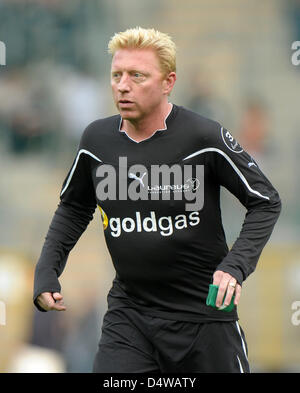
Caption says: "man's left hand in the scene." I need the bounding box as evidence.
[213,270,241,308]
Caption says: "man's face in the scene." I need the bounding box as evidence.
[111,48,172,121]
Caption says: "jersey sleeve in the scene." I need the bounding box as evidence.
[33,130,97,311]
[208,125,281,285]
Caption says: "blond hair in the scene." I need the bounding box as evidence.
[108,27,176,76]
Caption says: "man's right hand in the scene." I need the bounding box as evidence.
[36,292,66,312]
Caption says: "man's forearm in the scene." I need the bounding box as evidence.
[216,201,282,284]
[33,200,96,311]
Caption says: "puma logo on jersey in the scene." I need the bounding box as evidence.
[129,172,147,187]
[248,157,257,168]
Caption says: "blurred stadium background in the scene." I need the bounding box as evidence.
[0,0,300,373]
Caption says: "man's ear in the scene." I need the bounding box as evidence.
[163,72,176,95]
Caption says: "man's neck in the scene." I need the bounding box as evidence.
[120,102,173,142]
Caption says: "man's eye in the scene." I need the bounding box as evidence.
[133,73,143,78]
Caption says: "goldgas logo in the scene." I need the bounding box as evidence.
[98,209,201,238]
[221,127,243,154]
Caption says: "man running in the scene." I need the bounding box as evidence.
[33,27,281,373]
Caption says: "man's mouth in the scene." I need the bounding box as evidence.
[119,100,134,104]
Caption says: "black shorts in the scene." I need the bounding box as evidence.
[93,306,250,373]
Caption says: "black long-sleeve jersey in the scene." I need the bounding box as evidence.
[33,104,281,322]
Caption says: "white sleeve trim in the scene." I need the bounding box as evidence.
[60,149,102,197]
[182,147,270,201]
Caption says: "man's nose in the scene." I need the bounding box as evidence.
[118,74,131,92]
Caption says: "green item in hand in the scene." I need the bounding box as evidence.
[206,284,235,312]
